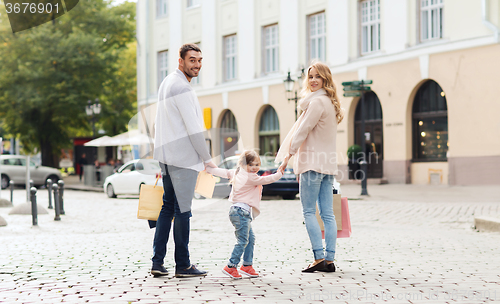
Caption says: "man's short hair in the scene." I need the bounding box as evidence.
[179,43,201,60]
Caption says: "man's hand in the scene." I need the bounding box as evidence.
[204,161,217,170]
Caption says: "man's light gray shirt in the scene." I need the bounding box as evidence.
[153,69,211,171]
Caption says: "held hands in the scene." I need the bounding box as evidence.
[204,161,217,170]
[278,153,292,175]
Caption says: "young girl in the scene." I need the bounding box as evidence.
[206,150,283,279]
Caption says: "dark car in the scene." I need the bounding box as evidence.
[210,155,299,200]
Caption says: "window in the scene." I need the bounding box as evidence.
[259,106,280,156]
[420,0,443,42]
[157,50,168,87]
[220,110,239,158]
[157,0,168,18]
[361,0,380,54]
[412,80,448,161]
[187,0,200,8]
[308,12,326,62]
[263,24,279,73]
[224,35,237,81]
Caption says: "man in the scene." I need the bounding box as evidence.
[78,153,87,181]
[152,43,216,278]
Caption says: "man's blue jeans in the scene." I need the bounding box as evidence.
[300,170,337,261]
[228,206,255,267]
[152,165,195,269]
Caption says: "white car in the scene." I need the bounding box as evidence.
[1,155,62,189]
[103,159,162,198]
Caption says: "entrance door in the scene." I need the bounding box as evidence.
[354,91,383,178]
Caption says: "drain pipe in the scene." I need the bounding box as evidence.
[482,0,499,42]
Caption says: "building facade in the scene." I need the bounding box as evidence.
[136,0,500,185]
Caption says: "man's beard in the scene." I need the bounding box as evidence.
[184,67,199,78]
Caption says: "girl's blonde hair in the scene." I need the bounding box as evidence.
[231,150,260,184]
[300,61,344,124]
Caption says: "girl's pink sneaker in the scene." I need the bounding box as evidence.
[240,265,259,277]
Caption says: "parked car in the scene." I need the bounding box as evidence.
[103,159,161,198]
[211,155,299,200]
[0,155,62,189]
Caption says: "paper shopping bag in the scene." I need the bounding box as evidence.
[316,193,342,231]
[137,177,164,221]
[195,170,216,198]
[316,196,351,238]
[336,197,352,238]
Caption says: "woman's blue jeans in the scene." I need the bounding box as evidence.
[228,206,255,267]
[300,170,337,261]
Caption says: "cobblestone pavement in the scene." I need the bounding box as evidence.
[1,185,499,303]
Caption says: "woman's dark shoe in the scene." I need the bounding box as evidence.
[318,262,336,272]
[302,260,326,273]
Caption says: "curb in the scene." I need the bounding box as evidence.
[474,216,500,233]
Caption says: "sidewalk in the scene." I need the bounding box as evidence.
[1,184,499,303]
[63,174,104,192]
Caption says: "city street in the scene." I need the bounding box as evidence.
[1,184,499,303]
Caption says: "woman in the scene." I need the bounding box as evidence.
[277,61,344,272]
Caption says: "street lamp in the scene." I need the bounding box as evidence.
[86,98,101,138]
[283,69,304,121]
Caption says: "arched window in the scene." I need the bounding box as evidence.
[220,110,239,158]
[354,91,383,178]
[412,80,448,161]
[259,106,280,156]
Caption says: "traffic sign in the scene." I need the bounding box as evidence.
[343,91,361,97]
[342,80,373,86]
[343,86,371,91]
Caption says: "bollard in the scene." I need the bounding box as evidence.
[30,187,38,226]
[58,180,65,215]
[53,183,61,221]
[30,179,34,189]
[47,179,53,209]
[360,160,369,196]
[10,180,14,204]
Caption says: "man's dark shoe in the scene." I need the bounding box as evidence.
[318,262,336,272]
[151,264,169,277]
[302,260,327,273]
[175,264,208,278]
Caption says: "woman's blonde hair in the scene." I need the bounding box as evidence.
[300,61,344,124]
[231,150,261,184]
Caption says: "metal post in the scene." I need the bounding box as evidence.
[30,187,38,226]
[26,156,30,203]
[360,80,369,196]
[47,179,53,209]
[58,180,65,215]
[10,180,14,204]
[30,179,34,189]
[53,184,60,221]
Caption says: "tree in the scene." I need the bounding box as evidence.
[0,0,136,167]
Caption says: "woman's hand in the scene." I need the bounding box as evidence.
[278,154,291,174]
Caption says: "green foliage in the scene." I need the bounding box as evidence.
[0,0,136,166]
[347,144,362,161]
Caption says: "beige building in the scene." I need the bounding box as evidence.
[136,0,500,185]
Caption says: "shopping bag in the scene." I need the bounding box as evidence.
[316,196,351,238]
[137,176,164,221]
[195,170,216,198]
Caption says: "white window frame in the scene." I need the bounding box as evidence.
[157,50,168,88]
[224,35,237,81]
[187,0,200,9]
[157,0,168,18]
[361,0,380,54]
[308,12,326,63]
[263,24,279,74]
[420,0,443,42]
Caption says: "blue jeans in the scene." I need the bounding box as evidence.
[300,170,337,261]
[228,206,255,267]
[152,165,196,269]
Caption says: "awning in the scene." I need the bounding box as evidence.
[83,136,113,147]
